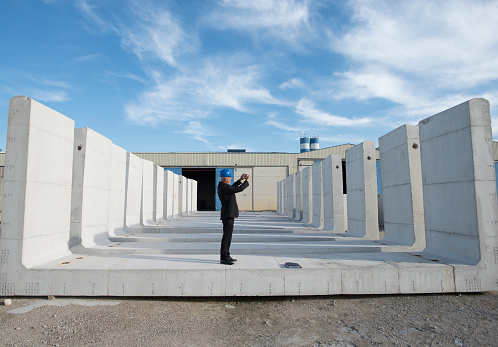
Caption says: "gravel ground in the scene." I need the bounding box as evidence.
[1,292,497,346]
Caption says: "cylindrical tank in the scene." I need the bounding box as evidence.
[300,135,310,153]
[310,135,319,151]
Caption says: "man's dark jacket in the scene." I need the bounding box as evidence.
[217,179,249,220]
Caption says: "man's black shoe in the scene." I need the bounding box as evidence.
[220,259,234,265]
[229,257,237,262]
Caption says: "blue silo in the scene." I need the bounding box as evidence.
[300,134,310,153]
[310,135,319,151]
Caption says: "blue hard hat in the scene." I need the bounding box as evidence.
[220,169,232,177]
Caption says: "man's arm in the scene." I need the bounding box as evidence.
[219,180,249,195]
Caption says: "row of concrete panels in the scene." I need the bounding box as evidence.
[1,96,497,296]
[1,96,198,269]
[277,98,498,290]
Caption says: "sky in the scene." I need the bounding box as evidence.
[1,0,497,153]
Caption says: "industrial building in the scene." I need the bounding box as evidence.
[132,141,353,212]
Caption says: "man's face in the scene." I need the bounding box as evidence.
[222,176,232,184]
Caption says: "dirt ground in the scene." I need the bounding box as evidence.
[1,292,497,346]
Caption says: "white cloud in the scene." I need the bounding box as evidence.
[338,0,498,83]
[208,0,312,47]
[331,0,498,118]
[296,99,372,127]
[280,78,305,90]
[263,112,301,132]
[334,68,419,105]
[42,80,70,88]
[119,2,191,67]
[75,0,114,32]
[196,58,280,111]
[74,53,102,63]
[125,55,281,125]
[31,90,69,102]
[175,121,216,145]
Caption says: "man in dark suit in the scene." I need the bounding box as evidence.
[217,169,250,265]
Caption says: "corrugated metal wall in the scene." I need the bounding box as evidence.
[133,144,355,175]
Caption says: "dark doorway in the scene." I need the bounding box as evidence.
[182,168,216,211]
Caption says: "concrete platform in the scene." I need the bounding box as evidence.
[1,96,497,297]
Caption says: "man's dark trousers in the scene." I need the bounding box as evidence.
[217,179,249,261]
[221,217,235,260]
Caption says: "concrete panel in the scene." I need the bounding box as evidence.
[419,98,498,263]
[1,96,74,268]
[186,178,193,215]
[284,174,295,218]
[70,127,112,249]
[178,175,187,216]
[345,141,379,239]
[301,167,313,224]
[293,171,302,221]
[282,177,289,216]
[108,144,127,236]
[310,160,324,229]
[163,170,174,220]
[0,166,4,223]
[192,180,198,213]
[172,173,180,218]
[125,153,143,228]
[379,125,425,249]
[322,155,345,232]
[153,166,164,222]
[276,180,283,214]
[142,160,155,225]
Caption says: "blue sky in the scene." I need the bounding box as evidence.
[1,0,497,153]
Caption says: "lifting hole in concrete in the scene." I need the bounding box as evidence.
[336,165,339,169]
[367,156,371,160]
[77,145,82,151]
[412,143,419,149]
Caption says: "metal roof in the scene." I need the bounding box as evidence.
[133,144,355,174]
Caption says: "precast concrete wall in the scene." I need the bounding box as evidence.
[301,166,313,224]
[276,180,283,214]
[1,96,74,271]
[322,155,345,232]
[163,170,174,219]
[379,125,425,249]
[284,174,295,218]
[192,180,198,212]
[293,170,302,221]
[419,98,498,265]
[153,166,164,222]
[281,176,288,216]
[108,144,127,236]
[70,127,112,249]
[0,166,4,222]
[310,160,324,229]
[186,178,193,215]
[178,175,187,217]
[172,173,180,218]
[125,153,144,228]
[345,141,380,239]
[141,160,155,225]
